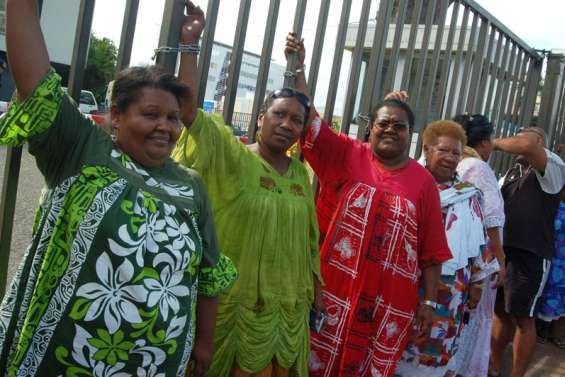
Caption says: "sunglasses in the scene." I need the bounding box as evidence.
[373,119,410,132]
[268,88,311,113]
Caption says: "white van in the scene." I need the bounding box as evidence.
[62,88,99,114]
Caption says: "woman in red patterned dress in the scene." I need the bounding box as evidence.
[285,35,452,377]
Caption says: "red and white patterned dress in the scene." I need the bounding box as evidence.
[301,114,452,377]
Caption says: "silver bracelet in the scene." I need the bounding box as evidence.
[295,64,306,73]
[284,70,297,79]
[421,300,438,309]
[178,42,200,55]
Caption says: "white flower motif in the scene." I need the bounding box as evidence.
[165,315,187,341]
[145,265,189,320]
[165,215,196,252]
[93,362,130,377]
[130,339,167,367]
[137,365,165,377]
[139,213,168,254]
[76,252,148,334]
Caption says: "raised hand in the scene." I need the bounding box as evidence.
[284,32,305,68]
[181,1,206,44]
[384,90,409,102]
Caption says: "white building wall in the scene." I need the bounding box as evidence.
[0,0,79,65]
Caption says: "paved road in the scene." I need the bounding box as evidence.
[0,145,43,284]
[1,144,564,375]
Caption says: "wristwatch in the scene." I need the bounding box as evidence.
[421,300,438,309]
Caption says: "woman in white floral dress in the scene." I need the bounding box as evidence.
[0,1,236,376]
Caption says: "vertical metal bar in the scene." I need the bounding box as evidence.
[484,29,504,116]
[247,0,281,142]
[196,0,220,107]
[494,43,518,137]
[308,0,331,97]
[417,0,448,126]
[0,0,45,299]
[489,36,511,128]
[538,53,565,135]
[115,0,139,72]
[341,0,372,134]
[357,0,394,139]
[466,17,489,113]
[410,0,436,122]
[222,0,252,125]
[367,0,394,108]
[455,11,478,114]
[473,23,495,113]
[520,57,542,128]
[323,0,353,123]
[400,0,424,91]
[155,0,185,74]
[495,51,525,172]
[443,5,470,117]
[284,0,308,88]
[411,0,437,109]
[384,0,409,93]
[434,0,460,118]
[68,0,96,102]
[415,0,449,158]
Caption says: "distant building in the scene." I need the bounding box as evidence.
[205,41,285,114]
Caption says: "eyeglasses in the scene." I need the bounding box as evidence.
[373,119,410,132]
[268,88,311,113]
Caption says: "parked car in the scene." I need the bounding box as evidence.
[0,100,9,114]
[62,88,99,114]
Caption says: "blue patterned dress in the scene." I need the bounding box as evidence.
[538,203,565,321]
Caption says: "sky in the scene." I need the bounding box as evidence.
[91,0,565,113]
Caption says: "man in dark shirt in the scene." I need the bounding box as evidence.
[489,127,565,377]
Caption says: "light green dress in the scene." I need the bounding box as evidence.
[173,110,321,376]
[0,71,237,376]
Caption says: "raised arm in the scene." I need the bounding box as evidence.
[493,131,547,173]
[284,33,316,121]
[178,1,205,126]
[6,0,51,101]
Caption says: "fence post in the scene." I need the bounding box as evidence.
[115,0,139,72]
[538,53,565,146]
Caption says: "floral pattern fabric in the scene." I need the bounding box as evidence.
[0,70,236,377]
[395,180,487,377]
[539,203,565,321]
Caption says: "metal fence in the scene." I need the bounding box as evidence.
[539,52,565,154]
[0,0,555,296]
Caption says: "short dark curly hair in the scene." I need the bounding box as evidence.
[452,114,494,148]
[111,65,191,113]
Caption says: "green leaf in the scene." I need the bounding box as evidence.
[69,298,91,320]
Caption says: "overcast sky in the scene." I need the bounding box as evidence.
[91,0,565,113]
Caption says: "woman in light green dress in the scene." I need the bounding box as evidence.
[172,8,323,377]
[0,2,236,376]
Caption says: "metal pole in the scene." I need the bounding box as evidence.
[473,23,495,113]
[323,0,353,123]
[308,0,331,97]
[196,0,220,107]
[434,0,460,119]
[443,6,470,117]
[68,0,96,102]
[484,29,504,116]
[341,0,372,134]
[115,0,139,72]
[155,0,185,74]
[222,0,252,125]
[519,57,543,128]
[466,17,489,113]
[400,0,424,92]
[455,11,479,115]
[383,0,409,93]
[247,0,281,142]
[284,0,308,88]
[357,0,394,140]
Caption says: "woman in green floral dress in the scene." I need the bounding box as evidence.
[0,1,236,376]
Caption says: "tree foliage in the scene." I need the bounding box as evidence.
[84,34,117,104]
